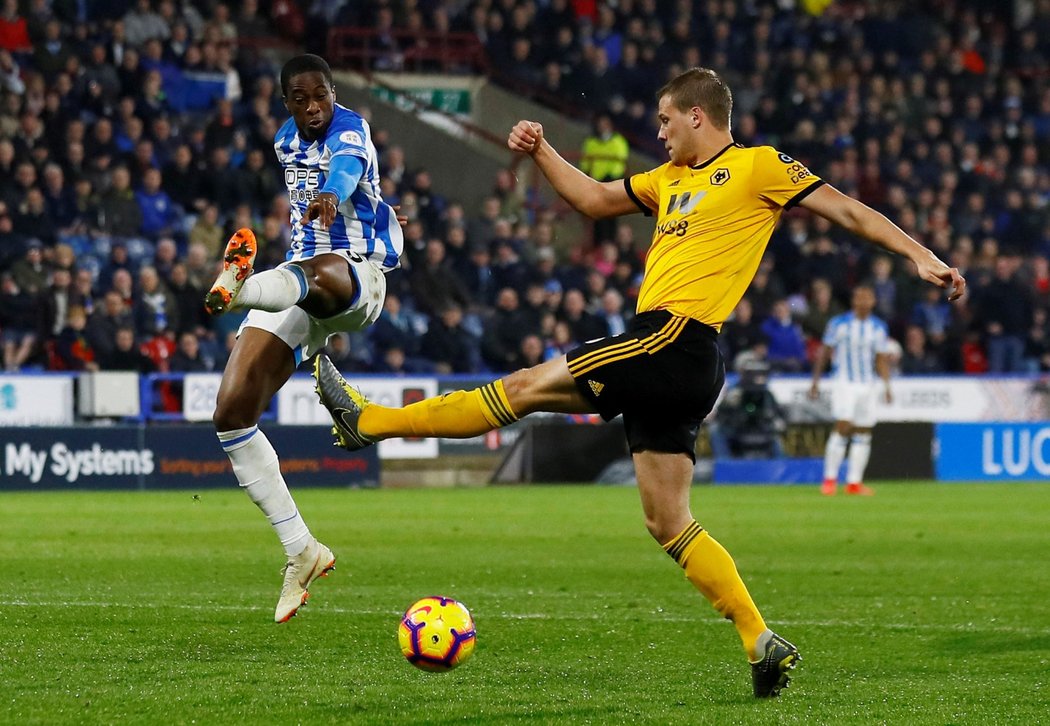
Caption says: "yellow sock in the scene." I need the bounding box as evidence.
[663,520,768,659]
[359,380,518,439]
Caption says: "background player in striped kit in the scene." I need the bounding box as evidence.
[205,55,404,622]
[810,284,892,496]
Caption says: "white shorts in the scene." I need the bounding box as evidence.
[831,381,880,428]
[239,251,387,364]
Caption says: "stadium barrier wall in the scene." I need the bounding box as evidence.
[4,372,1049,485]
[0,424,379,491]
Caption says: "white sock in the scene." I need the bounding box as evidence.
[823,431,848,481]
[847,432,872,484]
[236,266,308,312]
[218,426,312,557]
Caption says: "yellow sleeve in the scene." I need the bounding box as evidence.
[751,146,825,209]
[625,165,665,217]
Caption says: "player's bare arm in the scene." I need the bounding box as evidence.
[799,184,967,301]
[508,120,639,219]
[875,352,893,404]
[809,344,829,399]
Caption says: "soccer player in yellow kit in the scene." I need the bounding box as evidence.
[313,68,966,697]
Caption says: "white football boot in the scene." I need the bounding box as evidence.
[274,538,336,623]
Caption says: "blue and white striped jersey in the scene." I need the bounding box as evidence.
[274,103,404,270]
[822,312,891,382]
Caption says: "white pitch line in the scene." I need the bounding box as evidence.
[1,599,1047,637]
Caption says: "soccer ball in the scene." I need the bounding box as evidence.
[398,596,476,672]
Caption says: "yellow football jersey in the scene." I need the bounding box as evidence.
[626,143,824,330]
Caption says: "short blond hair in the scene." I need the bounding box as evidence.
[657,67,733,131]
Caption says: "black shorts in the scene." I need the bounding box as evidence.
[566,310,725,461]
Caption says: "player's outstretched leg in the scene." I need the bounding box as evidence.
[313,352,377,451]
[750,631,801,698]
[312,352,520,447]
[205,228,258,315]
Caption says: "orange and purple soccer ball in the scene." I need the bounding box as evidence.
[398,596,476,672]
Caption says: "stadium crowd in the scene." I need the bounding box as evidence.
[1,0,1048,387]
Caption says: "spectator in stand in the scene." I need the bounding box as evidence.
[482,287,530,372]
[200,146,239,213]
[233,148,280,215]
[977,256,1032,372]
[518,281,551,334]
[0,271,38,370]
[598,288,628,337]
[13,189,57,247]
[746,262,784,321]
[720,297,763,365]
[101,325,156,373]
[0,0,32,54]
[98,242,135,293]
[409,169,447,234]
[86,289,134,361]
[516,333,545,370]
[370,293,421,360]
[868,255,898,324]
[910,286,952,351]
[544,319,575,361]
[1024,308,1050,373]
[133,265,180,338]
[580,113,629,245]
[800,278,843,344]
[170,330,212,372]
[136,167,182,241]
[140,320,176,373]
[168,261,206,335]
[322,332,365,373]
[163,144,206,214]
[53,305,98,371]
[123,0,170,48]
[420,303,476,374]
[70,269,96,315]
[466,196,501,251]
[559,287,605,344]
[374,346,424,375]
[153,237,178,283]
[410,238,472,316]
[189,203,224,258]
[99,166,143,238]
[490,237,530,295]
[899,325,944,375]
[39,266,72,338]
[761,299,807,373]
[33,19,74,82]
[41,163,77,232]
[183,241,214,291]
[9,239,48,295]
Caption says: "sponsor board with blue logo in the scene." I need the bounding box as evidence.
[935,423,1050,481]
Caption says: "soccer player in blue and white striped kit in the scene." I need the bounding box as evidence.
[809,284,892,496]
[204,55,404,622]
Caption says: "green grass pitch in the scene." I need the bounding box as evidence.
[1,482,1048,724]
